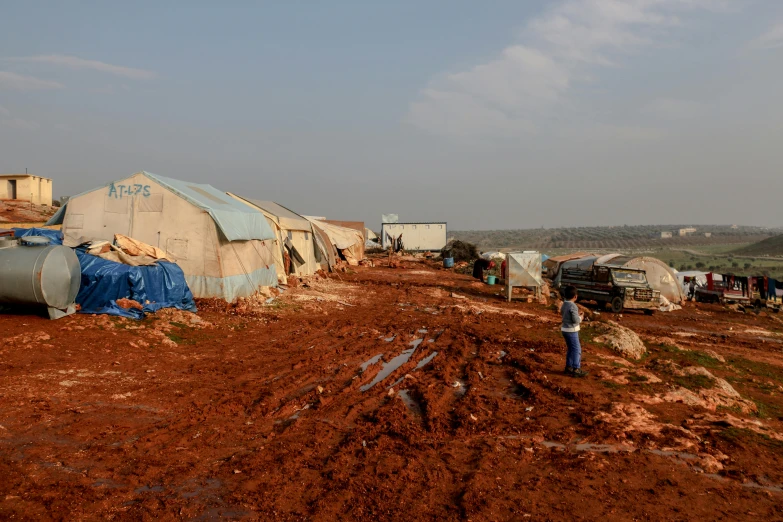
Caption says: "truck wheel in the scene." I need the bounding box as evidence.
[644,309,655,316]
[610,297,624,313]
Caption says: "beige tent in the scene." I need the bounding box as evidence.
[47,171,278,301]
[543,252,593,276]
[227,195,322,283]
[306,218,365,265]
[596,254,685,304]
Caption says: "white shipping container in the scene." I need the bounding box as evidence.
[381,222,447,251]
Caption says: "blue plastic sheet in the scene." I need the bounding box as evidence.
[12,227,64,245]
[12,228,196,319]
[75,248,197,319]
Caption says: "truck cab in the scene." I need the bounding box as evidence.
[555,257,661,313]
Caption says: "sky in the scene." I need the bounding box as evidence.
[1,0,783,231]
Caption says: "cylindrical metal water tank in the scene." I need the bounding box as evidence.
[0,236,81,314]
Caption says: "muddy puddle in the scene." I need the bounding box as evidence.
[361,339,423,391]
[360,353,383,371]
[415,351,438,369]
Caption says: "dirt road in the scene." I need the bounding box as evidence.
[1,258,783,520]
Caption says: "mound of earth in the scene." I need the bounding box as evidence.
[0,199,57,223]
[592,320,646,359]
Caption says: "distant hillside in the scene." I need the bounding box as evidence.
[451,225,781,251]
[733,235,783,256]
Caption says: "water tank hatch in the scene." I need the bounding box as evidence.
[20,236,51,247]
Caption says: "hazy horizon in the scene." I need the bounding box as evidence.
[2,1,783,230]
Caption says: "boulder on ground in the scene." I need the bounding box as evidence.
[593,321,646,359]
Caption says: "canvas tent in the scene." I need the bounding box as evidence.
[543,252,593,276]
[306,218,365,265]
[227,194,323,283]
[47,171,278,301]
[595,254,685,304]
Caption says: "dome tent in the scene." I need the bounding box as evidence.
[595,254,684,304]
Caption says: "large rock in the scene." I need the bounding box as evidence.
[593,321,646,360]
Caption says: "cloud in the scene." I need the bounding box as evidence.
[641,98,700,119]
[8,54,155,80]
[406,0,731,137]
[0,117,40,131]
[0,71,64,91]
[749,21,783,50]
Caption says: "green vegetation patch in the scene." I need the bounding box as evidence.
[716,427,783,450]
[728,357,783,384]
[673,373,715,391]
[651,343,721,369]
[166,332,184,344]
[169,321,190,330]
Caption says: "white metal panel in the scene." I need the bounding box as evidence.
[506,252,543,301]
[381,223,446,250]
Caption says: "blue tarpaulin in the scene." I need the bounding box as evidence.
[12,227,64,245]
[75,248,197,319]
[13,228,196,319]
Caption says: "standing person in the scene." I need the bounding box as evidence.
[688,278,696,301]
[561,285,587,377]
[472,258,494,282]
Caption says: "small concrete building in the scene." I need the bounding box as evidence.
[678,227,697,236]
[660,231,673,239]
[0,174,53,205]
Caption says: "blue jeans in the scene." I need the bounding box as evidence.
[563,331,581,369]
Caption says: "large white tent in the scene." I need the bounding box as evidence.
[227,194,323,283]
[47,171,278,301]
[595,254,685,304]
[306,218,365,265]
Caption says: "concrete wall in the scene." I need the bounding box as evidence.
[381,223,447,251]
[0,175,53,205]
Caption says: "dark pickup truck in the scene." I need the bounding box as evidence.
[554,256,661,313]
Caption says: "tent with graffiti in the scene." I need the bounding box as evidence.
[47,171,279,301]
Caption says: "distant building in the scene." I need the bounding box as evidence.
[704,232,712,238]
[660,231,673,239]
[730,225,738,229]
[678,227,697,236]
[0,174,53,205]
[382,222,447,251]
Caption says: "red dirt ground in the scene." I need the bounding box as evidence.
[1,258,783,520]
